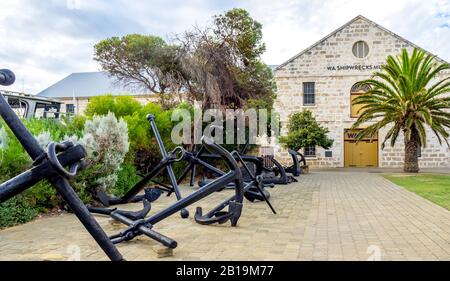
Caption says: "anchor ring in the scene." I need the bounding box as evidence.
[47,141,80,180]
[171,146,186,162]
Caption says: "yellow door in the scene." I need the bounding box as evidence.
[344,140,378,167]
[363,141,378,167]
[344,141,353,167]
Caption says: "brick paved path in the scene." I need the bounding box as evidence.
[0,171,449,261]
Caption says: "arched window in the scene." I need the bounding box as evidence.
[350,82,370,118]
[350,83,371,93]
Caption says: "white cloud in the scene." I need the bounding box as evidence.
[240,0,450,64]
[0,0,449,94]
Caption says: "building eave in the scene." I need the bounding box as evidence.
[275,15,448,71]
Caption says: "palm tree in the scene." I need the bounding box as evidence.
[352,48,450,173]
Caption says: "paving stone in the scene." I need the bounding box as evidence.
[0,171,449,261]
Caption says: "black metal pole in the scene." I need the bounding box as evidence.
[176,146,207,186]
[0,95,43,160]
[147,114,189,218]
[0,145,85,202]
[109,212,177,248]
[49,176,124,261]
[189,165,196,187]
[120,156,171,202]
[1,89,124,261]
[144,172,236,225]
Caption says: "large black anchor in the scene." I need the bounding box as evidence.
[194,142,277,226]
[0,69,124,261]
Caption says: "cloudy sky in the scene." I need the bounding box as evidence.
[1,0,449,94]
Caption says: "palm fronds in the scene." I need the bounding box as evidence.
[351,48,450,148]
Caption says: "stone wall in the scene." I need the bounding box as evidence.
[274,16,450,168]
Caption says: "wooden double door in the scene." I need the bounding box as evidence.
[344,129,378,167]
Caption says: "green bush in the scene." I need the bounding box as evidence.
[0,117,85,178]
[0,137,31,182]
[0,196,39,229]
[27,181,59,212]
[0,96,195,229]
[0,114,127,226]
[0,118,81,226]
[279,110,334,151]
[85,95,142,118]
[63,115,87,137]
[85,95,193,176]
[112,162,142,197]
[70,113,130,195]
[25,118,67,141]
[0,123,41,228]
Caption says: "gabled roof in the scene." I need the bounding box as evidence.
[275,15,448,71]
[36,71,148,98]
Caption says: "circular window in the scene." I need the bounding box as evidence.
[352,41,369,58]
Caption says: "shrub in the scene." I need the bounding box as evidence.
[0,113,129,227]
[63,115,87,137]
[72,112,130,194]
[26,118,70,141]
[0,196,39,229]
[85,95,142,118]
[27,181,59,212]
[279,110,334,151]
[112,162,142,197]
[0,123,40,228]
[0,131,31,182]
[125,102,193,176]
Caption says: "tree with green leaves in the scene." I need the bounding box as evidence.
[94,34,184,108]
[352,48,450,173]
[93,9,276,111]
[280,110,334,151]
[178,8,276,109]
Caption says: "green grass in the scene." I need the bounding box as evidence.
[384,174,450,211]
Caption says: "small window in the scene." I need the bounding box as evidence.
[303,82,315,106]
[304,145,316,157]
[43,104,61,119]
[417,146,421,158]
[352,41,369,58]
[66,104,75,114]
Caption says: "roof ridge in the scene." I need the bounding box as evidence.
[275,15,448,71]
[70,71,106,75]
[275,15,363,70]
[35,71,149,97]
[35,73,73,95]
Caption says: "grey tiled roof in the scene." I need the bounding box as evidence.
[36,71,148,98]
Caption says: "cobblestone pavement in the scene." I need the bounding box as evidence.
[0,171,449,261]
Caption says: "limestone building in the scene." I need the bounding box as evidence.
[274,15,450,168]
